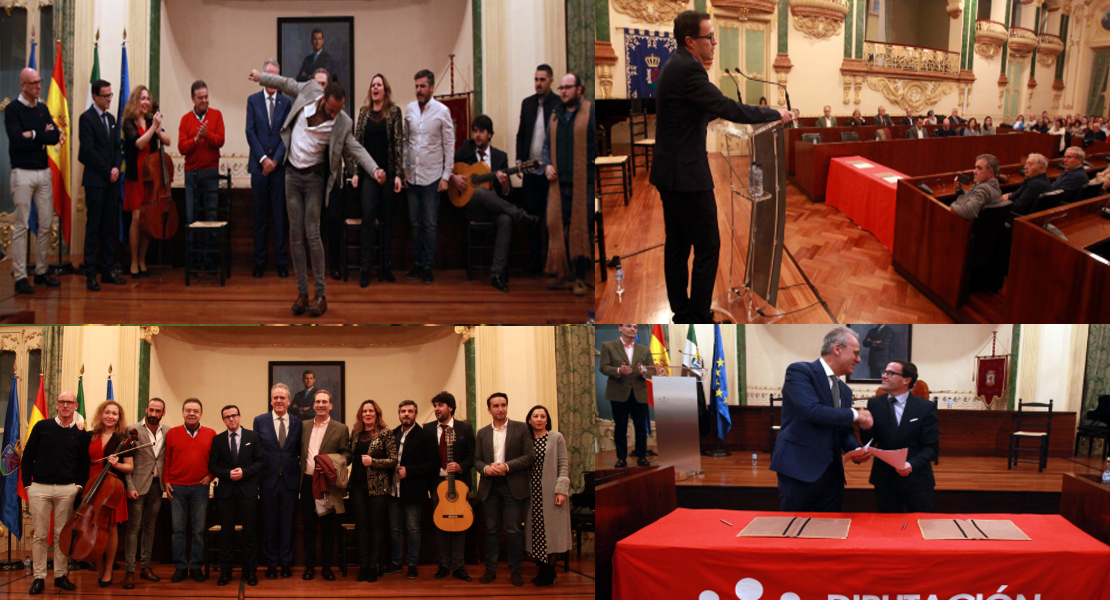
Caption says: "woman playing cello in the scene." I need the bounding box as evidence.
[87,400,135,587]
[122,86,171,278]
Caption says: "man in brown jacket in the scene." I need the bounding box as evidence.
[298,390,350,581]
[599,324,653,467]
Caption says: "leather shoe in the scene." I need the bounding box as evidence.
[308,295,327,317]
[321,566,335,580]
[405,266,423,280]
[217,571,232,586]
[614,459,627,468]
[266,566,277,579]
[360,271,372,288]
[190,568,206,582]
[303,567,315,580]
[422,268,434,285]
[140,566,160,581]
[637,457,651,467]
[277,265,289,278]
[171,568,187,583]
[29,579,44,595]
[55,575,76,591]
[34,273,60,287]
[356,567,369,582]
[522,213,540,227]
[491,274,509,293]
[292,293,308,315]
[407,565,418,579]
[479,569,496,583]
[511,571,524,586]
[253,265,265,278]
[434,566,450,579]
[452,568,471,582]
[245,571,258,586]
[86,275,100,291]
[14,278,34,295]
[380,268,396,282]
[103,271,127,285]
[122,572,135,589]
[281,565,293,578]
[382,562,402,575]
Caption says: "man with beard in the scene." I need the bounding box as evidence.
[384,400,439,578]
[290,369,318,422]
[403,69,455,285]
[516,64,559,274]
[122,399,171,589]
[430,392,475,582]
[542,73,594,296]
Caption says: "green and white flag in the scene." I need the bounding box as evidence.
[85,41,100,111]
[74,373,86,430]
[683,324,704,379]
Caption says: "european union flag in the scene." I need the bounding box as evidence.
[710,325,732,440]
[1,376,22,539]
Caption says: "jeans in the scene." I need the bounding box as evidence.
[467,188,528,276]
[360,174,396,272]
[481,478,525,573]
[124,479,163,572]
[559,182,594,281]
[348,488,388,572]
[10,168,53,280]
[285,168,327,297]
[184,168,218,223]
[388,496,423,566]
[170,484,209,570]
[407,182,440,270]
[251,167,288,267]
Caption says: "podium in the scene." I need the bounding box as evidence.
[710,120,787,322]
[652,376,702,478]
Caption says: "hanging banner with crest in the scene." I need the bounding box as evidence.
[624,29,675,98]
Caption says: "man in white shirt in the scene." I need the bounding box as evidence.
[122,399,170,589]
[403,69,455,285]
[386,400,438,579]
[515,64,559,274]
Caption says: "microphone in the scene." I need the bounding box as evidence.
[1042,212,1068,240]
[723,69,742,103]
[734,66,792,114]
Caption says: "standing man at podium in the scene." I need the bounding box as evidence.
[600,324,654,467]
[651,10,790,323]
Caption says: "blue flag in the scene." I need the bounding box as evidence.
[1,376,23,539]
[117,42,130,242]
[710,325,732,440]
[107,375,114,402]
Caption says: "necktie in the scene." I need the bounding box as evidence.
[230,431,238,463]
[830,376,841,409]
[889,397,900,433]
[439,424,449,470]
[268,95,276,128]
[478,150,486,166]
[277,417,286,447]
[103,113,111,137]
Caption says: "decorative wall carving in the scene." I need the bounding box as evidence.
[454,326,475,343]
[1007,27,1039,58]
[998,73,1009,110]
[946,0,962,19]
[788,0,850,39]
[713,0,777,24]
[610,0,688,24]
[595,41,619,100]
[0,212,12,253]
[864,41,960,75]
[974,19,1009,61]
[1026,77,1037,109]
[773,54,793,107]
[1037,33,1064,67]
[1052,78,1065,110]
[866,77,957,114]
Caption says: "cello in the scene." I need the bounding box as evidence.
[58,430,142,561]
[139,101,180,240]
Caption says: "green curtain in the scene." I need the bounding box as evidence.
[1087,50,1110,117]
[566,0,595,100]
[555,325,597,495]
[1082,325,1110,455]
[41,326,64,416]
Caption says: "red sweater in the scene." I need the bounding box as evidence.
[177,108,225,172]
[164,424,216,486]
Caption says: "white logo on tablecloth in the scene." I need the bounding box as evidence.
[699,578,799,600]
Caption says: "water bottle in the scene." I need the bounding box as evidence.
[1102,460,1110,486]
[751,452,758,467]
[614,260,625,302]
[751,162,763,198]
[23,555,31,575]
[946,398,953,410]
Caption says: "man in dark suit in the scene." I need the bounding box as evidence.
[933,117,958,137]
[209,405,266,586]
[290,370,317,422]
[450,115,539,293]
[474,393,534,586]
[949,108,965,124]
[898,109,914,126]
[246,59,292,278]
[859,360,940,512]
[650,10,788,323]
[770,327,874,512]
[515,64,558,274]
[599,324,654,467]
[78,79,126,291]
[1003,153,1051,215]
[295,28,336,82]
[429,391,475,582]
[386,400,438,579]
[873,106,893,127]
[863,324,895,380]
[253,384,302,579]
[1052,146,1091,193]
[905,116,929,139]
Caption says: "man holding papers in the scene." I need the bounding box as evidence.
[859,360,940,512]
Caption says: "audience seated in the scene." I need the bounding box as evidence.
[934,118,958,137]
[899,109,914,126]
[924,110,937,125]
[950,154,1002,221]
[905,116,928,139]
[1052,146,1090,193]
[1003,153,1051,216]
[949,108,964,124]
[1083,123,1106,147]
[816,105,837,128]
[962,118,981,136]
[846,109,866,127]
[1012,115,1025,130]
[981,116,996,135]
[874,105,893,127]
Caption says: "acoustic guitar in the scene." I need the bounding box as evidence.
[447,159,540,207]
[432,427,474,532]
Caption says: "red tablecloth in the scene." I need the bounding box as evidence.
[826,156,908,251]
[614,508,1110,600]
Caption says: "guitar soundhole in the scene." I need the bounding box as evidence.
[447,491,458,502]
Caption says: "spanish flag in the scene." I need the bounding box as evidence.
[45,41,72,245]
[647,324,670,406]
[17,375,49,503]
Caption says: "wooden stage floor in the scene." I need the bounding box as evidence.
[595,151,953,323]
[0,558,595,598]
[0,268,592,324]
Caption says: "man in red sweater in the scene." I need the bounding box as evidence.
[178,81,225,228]
[164,398,216,584]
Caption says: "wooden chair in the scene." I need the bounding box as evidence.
[340,184,380,282]
[769,395,781,456]
[1075,395,1110,460]
[595,155,632,207]
[465,220,496,280]
[840,131,859,142]
[1008,398,1053,472]
[629,99,654,176]
[185,169,233,286]
[594,195,606,282]
[569,472,595,560]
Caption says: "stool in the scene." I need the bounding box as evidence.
[594,195,606,282]
[632,138,655,175]
[595,155,631,206]
[204,524,242,577]
[342,218,380,282]
[185,169,233,287]
[1075,424,1110,460]
[340,522,355,577]
[466,220,496,280]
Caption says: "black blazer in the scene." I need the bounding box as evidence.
[515,92,559,163]
[859,393,939,491]
[208,427,267,498]
[432,419,475,483]
[455,138,510,200]
[650,47,781,193]
[873,114,893,127]
[392,423,440,502]
[78,106,122,189]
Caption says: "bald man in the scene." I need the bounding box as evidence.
[4,68,62,294]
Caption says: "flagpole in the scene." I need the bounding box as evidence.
[0,369,21,569]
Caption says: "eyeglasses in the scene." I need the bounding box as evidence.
[98,92,114,99]
[222,414,240,419]
[57,400,76,406]
[692,34,716,42]
[556,85,578,91]
[881,370,904,377]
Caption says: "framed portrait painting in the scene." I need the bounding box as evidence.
[846,325,912,383]
[269,361,345,423]
[277,16,355,115]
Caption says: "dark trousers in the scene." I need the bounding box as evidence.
[300,478,336,568]
[217,493,258,572]
[467,188,528,277]
[431,478,466,571]
[659,189,720,323]
[481,479,525,573]
[359,174,396,273]
[875,485,935,513]
[610,398,648,461]
[252,167,289,267]
[83,185,118,275]
[325,184,345,273]
[558,183,594,280]
[522,172,549,270]
[348,487,388,572]
[776,462,846,512]
[388,496,423,567]
[260,484,297,567]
